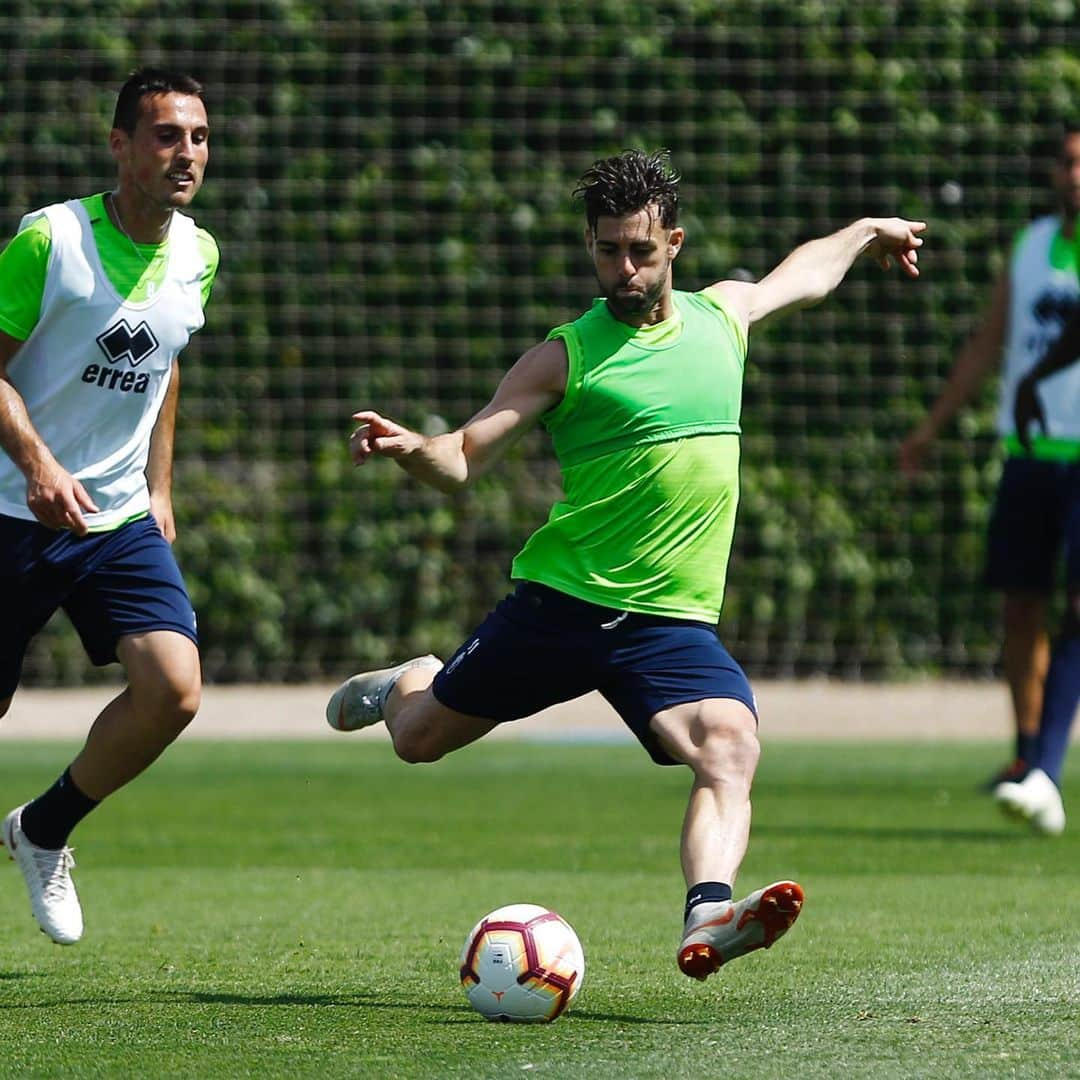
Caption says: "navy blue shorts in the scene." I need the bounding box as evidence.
[431,582,756,766]
[984,456,1080,592]
[0,513,198,697]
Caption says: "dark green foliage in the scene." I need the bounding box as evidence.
[4,3,1079,682]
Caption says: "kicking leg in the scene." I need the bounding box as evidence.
[651,697,803,980]
[327,655,500,762]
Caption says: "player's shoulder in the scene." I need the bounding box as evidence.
[1011,214,1060,254]
[1,211,52,265]
[193,224,220,271]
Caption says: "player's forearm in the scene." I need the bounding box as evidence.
[0,377,59,482]
[919,331,1000,437]
[764,219,884,309]
[146,364,179,496]
[395,430,470,493]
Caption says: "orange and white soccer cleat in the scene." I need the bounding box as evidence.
[678,880,804,981]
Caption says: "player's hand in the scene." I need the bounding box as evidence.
[349,410,424,466]
[149,491,177,544]
[25,462,100,535]
[1013,374,1046,454]
[898,425,933,477]
[866,218,927,278]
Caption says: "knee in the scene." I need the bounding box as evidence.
[388,701,450,764]
[391,725,447,765]
[134,668,201,734]
[687,707,760,785]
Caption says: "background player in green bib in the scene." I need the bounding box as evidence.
[0,69,217,944]
[329,150,925,980]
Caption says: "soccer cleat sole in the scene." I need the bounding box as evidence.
[678,881,805,981]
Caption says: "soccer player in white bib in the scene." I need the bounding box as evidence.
[0,69,218,943]
[900,123,1080,832]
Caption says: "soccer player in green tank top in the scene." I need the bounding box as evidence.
[331,151,925,980]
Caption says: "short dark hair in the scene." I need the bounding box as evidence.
[112,67,205,135]
[573,149,680,231]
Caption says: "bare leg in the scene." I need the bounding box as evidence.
[383,665,501,763]
[68,630,201,801]
[1002,591,1050,742]
[649,697,759,887]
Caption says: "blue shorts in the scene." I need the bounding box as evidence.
[431,582,756,766]
[984,456,1080,592]
[0,513,198,697]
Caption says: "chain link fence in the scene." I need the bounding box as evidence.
[3,2,1078,683]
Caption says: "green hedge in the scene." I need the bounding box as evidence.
[3,1,1077,683]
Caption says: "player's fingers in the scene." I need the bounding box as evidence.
[349,427,372,464]
[370,435,408,457]
[351,410,386,427]
[899,251,920,278]
[62,499,89,536]
[73,480,100,514]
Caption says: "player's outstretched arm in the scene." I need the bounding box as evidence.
[710,217,927,333]
[350,338,567,493]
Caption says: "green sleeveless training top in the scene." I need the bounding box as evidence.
[510,288,747,622]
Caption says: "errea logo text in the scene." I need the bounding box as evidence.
[83,318,160,394]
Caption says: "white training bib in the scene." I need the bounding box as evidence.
[997,215,1080,440]
[0,200,207,527]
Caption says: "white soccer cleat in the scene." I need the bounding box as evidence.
[2,805,84,945]
[994,768,1066,836]
[326,654,442,732]
[678,880,804,981]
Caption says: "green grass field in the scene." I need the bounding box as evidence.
[1,737,1077,1079]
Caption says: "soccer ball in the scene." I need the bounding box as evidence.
[459,903,585,1022]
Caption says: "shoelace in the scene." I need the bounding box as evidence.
[29,846,76,902]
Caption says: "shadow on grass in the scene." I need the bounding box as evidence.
[752,823,1029,843]
[188,992,694,1024]
[0,988,698,1025]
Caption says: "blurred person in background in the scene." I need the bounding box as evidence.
[0,68,218,943]
[900,122,1080,831]
[988,306,1080,835]
[329,149,925,980]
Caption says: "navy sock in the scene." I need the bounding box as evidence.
[1035,636,1080,787]
[19,768,99,850]
[684,881,733,923]
[1016,731,1038,767]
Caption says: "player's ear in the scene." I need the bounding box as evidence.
[108,128,128,164]
[668,227,685,259]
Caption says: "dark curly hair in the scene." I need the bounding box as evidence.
[573,149,680,231]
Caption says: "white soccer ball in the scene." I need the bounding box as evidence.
[459,903,585,1023]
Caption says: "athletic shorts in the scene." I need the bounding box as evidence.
[984,456,1080,592]
[0,513,198,697]
[431,581,756,766]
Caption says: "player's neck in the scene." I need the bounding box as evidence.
[107,188,173,244]
[607,292,676,329]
